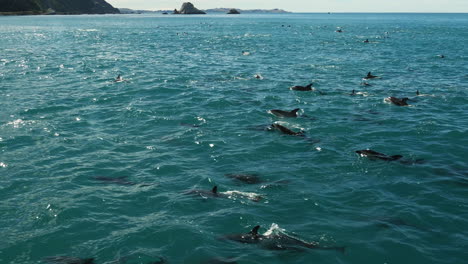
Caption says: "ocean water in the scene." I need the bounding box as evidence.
[0,13,467,264]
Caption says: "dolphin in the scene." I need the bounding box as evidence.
[270,123,305,136]
[114,74,124,82]
[92,176,136,186]
[43,256,95,264]
[385,97,409,106]
[225,173,262,184]
[269,108,300,118]
[221,226,345,253]
[290,83,314,91]
[186,186,224,198]
[186,186,263,202]
[364,72,379,79]
[355,149,403,161]
[373,217,417,229]
[147,257,168,264]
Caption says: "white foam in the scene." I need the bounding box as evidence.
[6,119,35,128]
[222,190,263,201]
[263,223,286,236]
[78,29,98,32]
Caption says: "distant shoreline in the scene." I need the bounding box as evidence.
[2,11,467,16]
[119,8,291,14]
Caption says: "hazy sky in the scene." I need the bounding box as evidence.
[106,0,468,12]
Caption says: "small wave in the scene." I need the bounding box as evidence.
[0,162,7,168]
[78,29,99,32]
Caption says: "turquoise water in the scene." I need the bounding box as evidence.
[1,13,467,264]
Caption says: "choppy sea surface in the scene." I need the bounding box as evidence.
[1,13,467,264]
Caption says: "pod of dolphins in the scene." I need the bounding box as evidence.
[48,30,435,263]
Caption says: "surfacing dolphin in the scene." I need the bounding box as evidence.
[186,186,224,198]
[92,176,137,186]
[269,108,300,118]
[225,174,263,184]
[290,83,314,91]
[186,186,263,202]
[355,149,403,161]
[385,97,409,106]
[43,256,95,264]
[364,72,379,79]
[221,226,345,253]
[269,123,305,137]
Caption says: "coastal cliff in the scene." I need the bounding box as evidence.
[0,0,120,15]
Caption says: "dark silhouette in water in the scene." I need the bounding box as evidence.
[148,257,168,264]
[290,83,314,91]
[385,97,409,106]
[186,186,224,198]
[43,256,95,264]
[269,108,300,118]
[364,72,378,79]
[221,226,345,253]
[355,149,403,161]
[225,173,262,184]
[114,74,123,82]
[269,123,305,136]
[416,90,420,95]
[92,176,136,186]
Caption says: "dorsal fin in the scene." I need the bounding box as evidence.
[250,225,260,235]
[306,83,313,88]
[212,186,218,194]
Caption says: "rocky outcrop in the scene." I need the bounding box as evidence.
[0,0,120,14]
[204,8,290,14]
[227,9,240,14]
[178,2,205,14]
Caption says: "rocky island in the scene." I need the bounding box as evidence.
[0,0,120,15]
[227,9,240,14]
[173,2,206,15]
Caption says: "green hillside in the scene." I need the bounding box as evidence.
[0,0,120,14]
